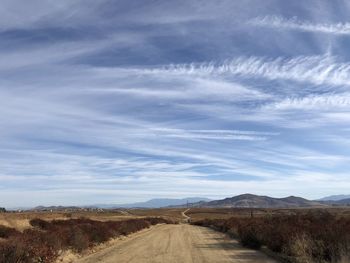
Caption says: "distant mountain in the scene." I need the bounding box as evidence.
[186,194,324,208]
[7,206,32,211]
[23,194,330,210]
[334,198,350,205]
[24,197,212,211]
[107,197,212,208]
[320,198,350,206]
[318,195,350,201]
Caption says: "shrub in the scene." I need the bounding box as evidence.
[0,242,29,263]
[29,218,51,230]
[0,225,19,239]
[145,217,174,225]
[193,212,350,263]
[238,224,262,249]
[0,217,173,263]
[286,233,314,263]
[68,226,90,252]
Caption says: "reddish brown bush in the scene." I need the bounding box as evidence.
[0,225,20,239]
[0,217,173,263]
[0,242,29,263]
[144,217,174,225]
[193,211,350,263]
[29,218,51,230]
[68,226,90,252]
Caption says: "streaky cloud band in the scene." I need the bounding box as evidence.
[139,55,350,86]
[249,15,350,35]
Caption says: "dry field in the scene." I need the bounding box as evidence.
[187,207,350,221]
[4,207,348,232]
[0,210,139,232]
[2,207,350,263]
[127,208,185,221]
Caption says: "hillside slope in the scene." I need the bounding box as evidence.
[188,194,324,208]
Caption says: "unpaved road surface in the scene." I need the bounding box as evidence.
[182,208,191,222]
[76,224,277,263]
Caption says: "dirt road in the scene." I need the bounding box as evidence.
[76,224,277,263]
[182,208,191,222]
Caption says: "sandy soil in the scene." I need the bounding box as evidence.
[76,224,277,263]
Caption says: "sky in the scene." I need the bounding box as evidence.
[1,0,350,208]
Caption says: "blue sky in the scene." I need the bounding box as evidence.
[1,0,350,207]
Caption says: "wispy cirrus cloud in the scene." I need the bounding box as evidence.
[265,93,350,110]
[85,75,269,102]
[249,15,350,35]
[142,55,350,86]
[149,128,278,141]
[2,0,350,207]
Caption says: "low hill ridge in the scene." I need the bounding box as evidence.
[186,193,324,208]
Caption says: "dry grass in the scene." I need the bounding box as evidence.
[187,207,350,222]
[186,208,265,221]
[0,210,139,232]
[0,212,69,231]
[127,208,185,221]
[3,207,349,231]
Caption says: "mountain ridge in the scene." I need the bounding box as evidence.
[25,194,350,211]
[318,194,350,201]
[29,197,211,210]
[182,193,325,208]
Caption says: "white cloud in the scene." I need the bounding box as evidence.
[139,55,350,86]
[0,1,101,30]
[89,80,266,101]
[150,128,278,141]
[0,33,144,72]
[1,2,350,207]
[265,93,350,110]
[249,15,350,35]
[3,171,350,207]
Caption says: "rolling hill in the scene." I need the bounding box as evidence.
[186,194,325,208]
[318,194,350,201]
[334,198,350,205]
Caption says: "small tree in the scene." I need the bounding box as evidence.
[0,207,6,213]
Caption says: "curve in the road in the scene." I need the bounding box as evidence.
[182,208,191,223]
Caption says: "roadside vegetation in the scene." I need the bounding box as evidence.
[0,217,173,263]
[193,210,350,263]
